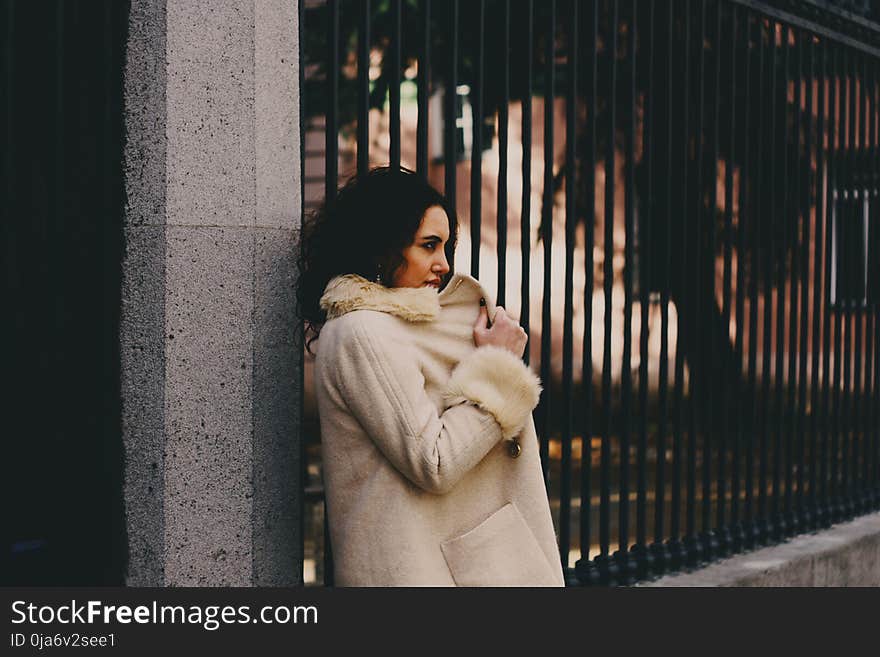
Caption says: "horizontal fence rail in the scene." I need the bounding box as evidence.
[300,0,880,586]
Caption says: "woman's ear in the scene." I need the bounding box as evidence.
[377,254,402,288]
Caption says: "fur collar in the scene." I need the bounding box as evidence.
[320,274,441,322]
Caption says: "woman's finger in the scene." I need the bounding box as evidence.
[474,304,489,331]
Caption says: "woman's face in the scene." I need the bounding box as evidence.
[391,205,451,289]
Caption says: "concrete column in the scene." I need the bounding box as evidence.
[122,0,302,586]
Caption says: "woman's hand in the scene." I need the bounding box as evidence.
[473,303,528,358]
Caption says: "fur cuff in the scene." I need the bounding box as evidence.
[443,346,542,439]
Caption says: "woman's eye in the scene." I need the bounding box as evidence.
[423,242,437,251]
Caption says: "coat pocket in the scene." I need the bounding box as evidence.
[440,502,559,587]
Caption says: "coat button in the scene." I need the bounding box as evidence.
[507,440,521,458]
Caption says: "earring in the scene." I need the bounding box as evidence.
[374,266,382,285]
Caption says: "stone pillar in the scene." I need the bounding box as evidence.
[121,0,302,586]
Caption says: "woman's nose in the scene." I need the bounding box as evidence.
[435,251,450,274]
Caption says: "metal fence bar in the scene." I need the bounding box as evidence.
[855,48,865,515]
[599,0,619,580]
[722,6,749,552]
[358,0,370,175]
[539,0,555,484]
[825,34,836,524]
[782,22,796,537]
[773,21,788,541]
[841,44,850,522]
[444,0,458,211]
[853,47,863,517]
[858,54,867,512]
[853,52,866,516]
[822,40,837,528]
[496,0,509,307]
[832,41,844,522]
[862,53,874,513]
[670,3,694,565]
[707,0,723,556]
[651,0,672,574]
[814,41,824,525]
[417,0,429,178]
[635,0,654,579]
[521,0,532,367]
[4,0,14,311]
[866,51,875,512]
[864,57,871,515]
[858,51,869,514]
[785,25,801,536]
[617,0,636,583]
[577,0,597,584]
[809,32,828,529]
[745,9,760,549]
[652,0,673,572]
[815,35,827,529]
[831,43,842,523]
[470,0,484,278]
[847,43,858,521]
[52,4,67,535]
[810,32,825,529]
[843,44,855,520]
[874,103,880,508]
[875,166,880,509]
[729,0,880,59]
[797,28,812,527]
[845,45,857,520]
[732,3,748,552]
[687,0,705,567]
[559,0,577,573]
[767,18,788,540]
[669,0,689,569]
[325,0,338,204]
[759,16,774,544]
[323,0,340,586]
[809,31,820,525]
[797,30,807,530]
[389,0,401,170]
[871,57,879,510]
[720,0,736,554]
[865,56,880,509]
[743,11,764,548]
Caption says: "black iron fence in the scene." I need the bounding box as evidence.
[300,0,880,586]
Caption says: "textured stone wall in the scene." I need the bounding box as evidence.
[122,0,302,586]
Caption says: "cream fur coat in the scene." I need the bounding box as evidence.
[314,272,564,587]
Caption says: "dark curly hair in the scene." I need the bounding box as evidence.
[297,166,458,351]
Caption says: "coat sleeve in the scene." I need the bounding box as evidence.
[332,320,541,494]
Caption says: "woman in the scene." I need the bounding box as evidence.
[299,167,563,587]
